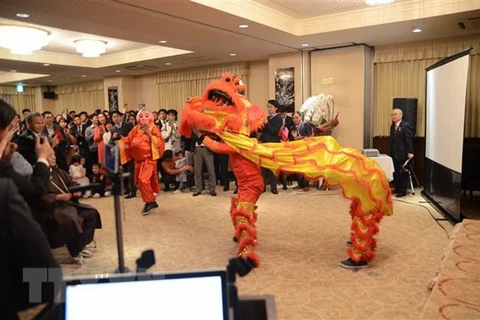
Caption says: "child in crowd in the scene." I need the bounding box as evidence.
[89,163,110,198]
[174,151,187,194]
[69,154,91,198]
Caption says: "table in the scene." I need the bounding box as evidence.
[369,154,394,181]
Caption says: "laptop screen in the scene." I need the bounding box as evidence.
[63,271,228,320]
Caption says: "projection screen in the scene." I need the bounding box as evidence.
[422,48,471,221]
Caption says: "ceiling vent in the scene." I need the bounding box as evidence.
[180,56,216,64]
[124,65,159,72]
[458,17,480,29]
[467,17,480,29]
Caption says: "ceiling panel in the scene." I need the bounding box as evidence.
[254,0,369,18]
[0,0,479,86]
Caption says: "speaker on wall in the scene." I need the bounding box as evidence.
[43,91,57,100]
[393,98,418,136]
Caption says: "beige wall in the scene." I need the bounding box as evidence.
[269,51,303,112]
[34,86,58,113]
[311,46,367,150]
[247,60,269,109]
[302,51,311,102]
[122,76,137,108]
[135,74,159,110]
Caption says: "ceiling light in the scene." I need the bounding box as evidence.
[229,53,237,57]
[115,69,121,72]
[412,27,423,33]
[0,25,49,54]
[43,63,50,66]
[16,13,30,18]
[75,39,107,58]
[365,0,395,6]
[158,40,167,44]
[238,24,249,29]
[301,43,309,47]
[165,62,172,66]
[81,75,87,78]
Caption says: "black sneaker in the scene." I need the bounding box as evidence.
[346,240,352,247]
[142,202,157,215]
[339,258,368,269]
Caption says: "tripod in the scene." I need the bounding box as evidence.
[107,171,131,273]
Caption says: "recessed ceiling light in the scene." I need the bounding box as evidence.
[43,63,50,66]
[81,75,87,77]
[115,69,121,72]
[301,43,310,47]
[412,27,422,33]
[10,70,16,72]
[165,62,172,66]
[238,24,249,29]
[229,53,237,57]
[158,40,167,44]
[16,13,30,18]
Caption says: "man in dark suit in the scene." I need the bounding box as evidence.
[18,112,46,166]
[259,99,283,194]
[42,111,69,171]
[70,114,89,161]
[110,110,136,198]
[78,111,91,131]
[19,108,31,134]
[389,108,414,198]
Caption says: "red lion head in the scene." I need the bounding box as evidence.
[179,73,266,138]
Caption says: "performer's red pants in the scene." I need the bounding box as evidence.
[135,159,159,203]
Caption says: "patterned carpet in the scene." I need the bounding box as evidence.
[20,186,455,320]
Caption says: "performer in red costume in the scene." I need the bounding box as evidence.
[119,109,165,215]
[180,73,392,273]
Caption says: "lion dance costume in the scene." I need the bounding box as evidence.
[119,109,165,215]
[179,73,393,272]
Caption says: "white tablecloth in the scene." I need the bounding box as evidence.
[370,154,395,181]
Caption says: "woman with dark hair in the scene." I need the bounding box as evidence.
[259,99,283,194]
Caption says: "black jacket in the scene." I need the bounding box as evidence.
[18,128,38,166]
[259,114,283,143]
[0,178,61,319]
[0,159,50,207]
[110,122,134,140]
[390,120,414,162]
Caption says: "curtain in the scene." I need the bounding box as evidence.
[373,35,480,137]
[156,62,249,112]
[0,86,36,114]
[56,81,104,114]
[373,58,440,136]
